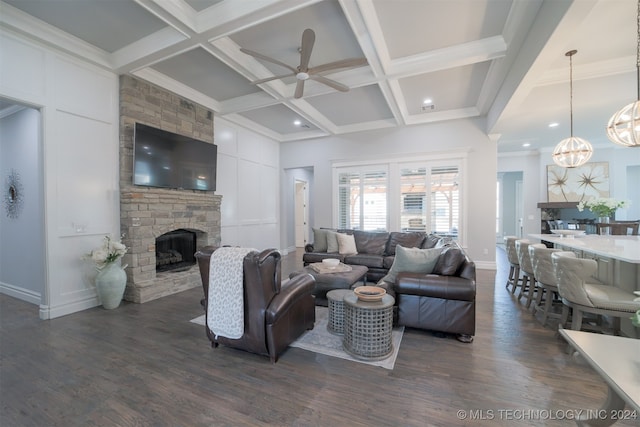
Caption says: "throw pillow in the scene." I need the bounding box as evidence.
[381,245,442,283]
[337,232,357,255]
[432,247,466,276]
[326,231,340,253]
[312,228,328,252]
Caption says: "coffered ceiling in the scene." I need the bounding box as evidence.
[1,0,637,154]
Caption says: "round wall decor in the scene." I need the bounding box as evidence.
[4,169,24,219]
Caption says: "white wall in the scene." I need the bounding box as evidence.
[215,116,280,250]
[0,107,45,304]
[280,117,497,269]
[0,29,119,319]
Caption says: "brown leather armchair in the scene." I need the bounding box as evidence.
[195,247,316,363]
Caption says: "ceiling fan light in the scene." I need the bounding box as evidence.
[552,136,593,168]
[606,100,640,147]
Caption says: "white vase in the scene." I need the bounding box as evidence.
[95,263,127,309]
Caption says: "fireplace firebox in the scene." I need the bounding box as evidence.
[156,229,196,272]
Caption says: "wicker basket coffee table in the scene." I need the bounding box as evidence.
[343,292,395,361]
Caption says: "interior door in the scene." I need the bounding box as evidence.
[295,180,308,247]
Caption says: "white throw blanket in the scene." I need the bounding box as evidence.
[207,247,256,339]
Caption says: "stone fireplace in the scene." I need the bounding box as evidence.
[119,75,221,303]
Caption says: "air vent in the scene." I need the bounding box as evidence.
[421,104,435,111]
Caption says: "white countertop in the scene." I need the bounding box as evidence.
[559,329,640,412]
[529,234,640,264]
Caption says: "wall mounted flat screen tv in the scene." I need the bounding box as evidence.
[133,123,217,191]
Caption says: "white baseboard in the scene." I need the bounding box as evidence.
[0,282,41,305]
[474,260,496,270]
[39,296,100,320]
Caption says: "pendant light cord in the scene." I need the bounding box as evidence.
[566,50,577,138]
[636,0,639,100]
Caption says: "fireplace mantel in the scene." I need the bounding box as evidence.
[537,202,578,209]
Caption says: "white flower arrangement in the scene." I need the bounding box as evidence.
[85,235,128,269]
[577,197,629,218]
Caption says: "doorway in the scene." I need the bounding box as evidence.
[0,100,46,307]
[294,180,309,247]
[497,171,523,243]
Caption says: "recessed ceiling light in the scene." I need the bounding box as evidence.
[293,120,301,126]
[423,98,433,105]
[548,122,559,128]
[522,143,531,147]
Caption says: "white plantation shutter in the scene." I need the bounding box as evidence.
[337,169,387,231]
[400,167,427,231]
[430,166,459,237]
[335,161,462,240]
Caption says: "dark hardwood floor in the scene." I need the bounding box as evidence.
[1,248,637,427]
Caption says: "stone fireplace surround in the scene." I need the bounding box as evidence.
[119,76,221,303]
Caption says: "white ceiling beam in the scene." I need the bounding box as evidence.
[487,0,598,133]
[537,56,636,86]
[111,27,189,72]
[405,107,480,126]
[197,0,321,38]
[0,2,111,69]
[134,0,197,34]
[387,36,507,80]
[131,67,222,112]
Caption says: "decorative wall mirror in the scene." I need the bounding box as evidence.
[4,169,24,219]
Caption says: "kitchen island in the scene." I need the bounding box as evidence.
[529,234,639,337]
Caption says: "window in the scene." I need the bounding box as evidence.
[400,167,427,231]
[399,165,459,237]
[430,166,459,237]
[335,158,463,241]
[337,169,387,231]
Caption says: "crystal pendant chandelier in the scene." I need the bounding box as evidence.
[552,50,593,168]
[606,0,640,148]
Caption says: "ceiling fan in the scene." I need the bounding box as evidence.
[240,28,367,99]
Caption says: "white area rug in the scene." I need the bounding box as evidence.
[191,307,404,370]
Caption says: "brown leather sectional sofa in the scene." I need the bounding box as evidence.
[304,229,476,341]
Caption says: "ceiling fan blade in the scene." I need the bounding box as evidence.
[310,75,349,92]
[240,48,296,73]
[294,80,305,98]
[251,73,295,85]
[298,29,315,71]
[308,58,368,75]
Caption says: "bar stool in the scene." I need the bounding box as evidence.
[551,251,640,334]
[528,243,562,327]
[515,239,537,309]
[504,236,521,294]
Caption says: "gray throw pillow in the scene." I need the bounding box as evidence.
[381,245,442,283]
[326,231,339,253]
[312,228,328,252]
[432,247,466,276]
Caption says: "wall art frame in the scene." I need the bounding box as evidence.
[546,162,610,202]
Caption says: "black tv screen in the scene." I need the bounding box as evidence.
[133,123,217,191]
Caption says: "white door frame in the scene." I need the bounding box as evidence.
[294,180,309,247]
